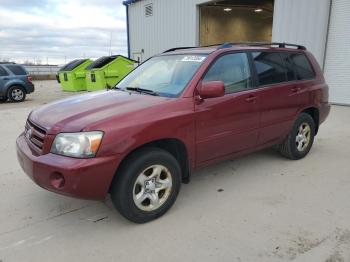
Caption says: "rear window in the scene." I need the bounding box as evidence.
[5,65,27,75]
[59,59,87,72]
[289,53,315,80]
[0,66,8,76]
[252,52,287,86]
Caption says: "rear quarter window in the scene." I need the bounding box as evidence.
[5,65,27,76]
[289,53,315,80]
[279,52,296,81]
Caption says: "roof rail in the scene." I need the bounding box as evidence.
[163,42,306,54]
[216,42,306,50]
[163,46,197,53]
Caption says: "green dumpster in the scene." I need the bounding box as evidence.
[85,55,135,91]
[58,59,93,92]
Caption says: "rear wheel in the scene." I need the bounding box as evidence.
[278,113,315,160]
[110,147,181,223]
[8,86,26,102]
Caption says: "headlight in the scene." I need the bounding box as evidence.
[50,131,103,158]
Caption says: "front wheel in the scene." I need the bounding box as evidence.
[278,113,315,160]
[110,147,181,223]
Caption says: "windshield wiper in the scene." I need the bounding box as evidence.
[125,87,159,96]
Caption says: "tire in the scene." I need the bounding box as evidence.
[278,113,315,160]
[8,86,26,102]
[110,147,181,223]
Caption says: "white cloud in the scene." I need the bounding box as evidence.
[0,0,127,65]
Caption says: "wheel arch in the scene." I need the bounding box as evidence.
[110,138,191,192]
[6,82,27,94]
[301,107,320,135]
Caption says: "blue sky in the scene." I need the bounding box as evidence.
[0,0,127,65]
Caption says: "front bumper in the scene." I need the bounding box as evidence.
[16,133,120,200]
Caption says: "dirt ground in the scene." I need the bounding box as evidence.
[0,81,350,262]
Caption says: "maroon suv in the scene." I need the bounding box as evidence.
[16,43,330,223]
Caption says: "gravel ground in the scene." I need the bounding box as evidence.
[0,81,350,262]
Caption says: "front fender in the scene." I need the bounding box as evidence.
[93,98,196,165]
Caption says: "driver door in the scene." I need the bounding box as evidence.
[194,52,260,165]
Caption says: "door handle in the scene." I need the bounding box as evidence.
[291,87,301,93]
[245,95,257,103]
[3,78,9,80]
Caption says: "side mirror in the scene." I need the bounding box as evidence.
[198,81,225,99]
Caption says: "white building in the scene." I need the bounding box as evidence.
[123,0,350,105]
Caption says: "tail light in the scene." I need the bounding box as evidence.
[27,76,33,82]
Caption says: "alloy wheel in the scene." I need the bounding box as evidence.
[133,165,173,212]
[295,122,311,152]
[11,88,24,101]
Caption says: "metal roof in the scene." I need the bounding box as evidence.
[122,0,142,5]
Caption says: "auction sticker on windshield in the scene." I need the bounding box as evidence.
[181,56,206,62]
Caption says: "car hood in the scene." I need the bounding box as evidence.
[29,90,170,134]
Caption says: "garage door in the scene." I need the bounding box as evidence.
[324,0,350,105]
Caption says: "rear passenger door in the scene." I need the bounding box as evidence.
[251,51,301,147]
[195,52,260,164]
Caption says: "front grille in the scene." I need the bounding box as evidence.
[25,120,47,153]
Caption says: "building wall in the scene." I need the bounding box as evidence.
[200,6,272,46]
[272,0,331,66]
[128,0,208,62]
[129,0,330,64]
[324,0,350,105]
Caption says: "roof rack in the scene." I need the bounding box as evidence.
[163,42,306,54]
[216,42,306,50]
[163,46,197,53]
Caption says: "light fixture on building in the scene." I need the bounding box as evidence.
[254,8,263,12]
[223,8,232,12]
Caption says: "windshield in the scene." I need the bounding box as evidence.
[116,54,207,97]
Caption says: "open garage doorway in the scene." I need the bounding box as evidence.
[199,0,274,46]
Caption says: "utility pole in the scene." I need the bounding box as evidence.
[109,31,113,56]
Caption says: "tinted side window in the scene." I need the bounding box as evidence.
[253,52,289,86]
[203,53,251,94]
[280,52,296,81]
[0,66,8,76]
[5,65,27,75]
[290,53,315,80]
